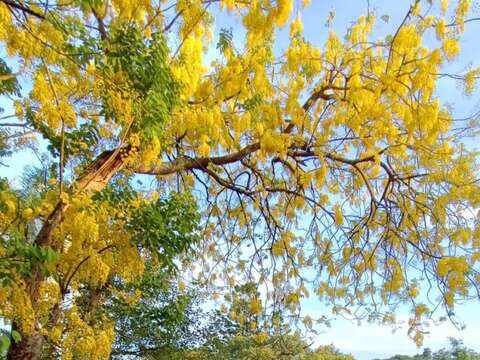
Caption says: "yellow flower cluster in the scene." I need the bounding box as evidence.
[0,191,17,229]
[62,308,115,360]
[464,68,480,95]
[442,38,460,60]
[112,0,151,21]
[260,129,291,157]
[0,280,36,335]
[271,231,295,257]
[30,71,77,130]
[383,259,404,294]
[36,280,60,321]
[437,256,469,306]
[455,0,472,32]
[249,297,262,314]
[57,195,144,292]
[0,3,11,39]
[285,39,322,74]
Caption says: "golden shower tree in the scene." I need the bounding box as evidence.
[1,0,480,358]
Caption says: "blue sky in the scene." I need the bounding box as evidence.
[2,1,480,359]
[303,298,480,359]
[295,1,480,359]
[201,0,480,358]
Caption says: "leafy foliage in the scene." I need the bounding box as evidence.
[104,24,181,138]
[0,177,58,286]
[108,276,237,358]
[0,239,58,286]
[217,28,233,53]
[1,0,480,358]
[126,192,200,269]
[0,59,19,96]
[184,332,354,360]
[25,103,100,161]
[375,338,480,360]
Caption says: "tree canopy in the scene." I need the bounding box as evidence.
[1,0,480,358]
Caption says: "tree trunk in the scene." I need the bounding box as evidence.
[6,331,43,360]
[35,147,127,248]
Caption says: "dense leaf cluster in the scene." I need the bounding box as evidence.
[104,24,181,138]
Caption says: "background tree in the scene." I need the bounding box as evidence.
[190,334,354,360]
[121,281,355,360]
[107,273,237,358]
[1,0,480,358]
[375,338,480,360]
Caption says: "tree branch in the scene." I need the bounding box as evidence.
[1,0,45,19]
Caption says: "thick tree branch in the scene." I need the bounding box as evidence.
[135,143,261,175]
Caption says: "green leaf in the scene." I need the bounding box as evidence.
[126,192,200,269]
[0,335,10,353]
[0,59,20,96]
[102,24,181,139]
[11,330,21,343]
[45,247,58,264]
[242,94,264,111]
[217,28,233,53]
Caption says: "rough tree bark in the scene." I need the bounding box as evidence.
[6,330,43,360]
